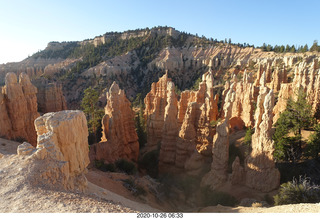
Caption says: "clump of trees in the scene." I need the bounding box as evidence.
[260,40,320,53]
[273,90,320,162]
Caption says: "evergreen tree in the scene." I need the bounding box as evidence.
[135,107,147,149]
[261,43,267,51]
[285,44,291,53]
[273,90,314,162]
[302,44,309,52]
[290,45,296,53]
[310,40,319,52]
[306,123,320,159]
[81,87,104,143]
[266,44,273,52]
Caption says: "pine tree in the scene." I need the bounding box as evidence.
[302,44,309,52]
[310,40,319,52]
[135,107,147,149]
[306,123,320,159]
[81,87,104,143]
[273,89,314,162]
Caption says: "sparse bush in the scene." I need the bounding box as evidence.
[94,160,116,172]
[209,118,221,128]
[273,176,320,205]
[201,186,238,207]
[94,160,104,169]
[139,149,159,178]
[122,178,147,197]
[115,159,137,175]
[175,175,201,199]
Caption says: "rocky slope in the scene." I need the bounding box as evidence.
[2,26,318,111]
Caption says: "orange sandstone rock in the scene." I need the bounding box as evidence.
[17,110,90,191]
[244,88,280,192]
[90,82,139,163]
[1,72,39,145]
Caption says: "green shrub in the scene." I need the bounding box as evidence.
[94,160,104,169]
[274,176,320,205]
[115,159,137,175]
[139,149,159,178]
[210,118,221,128]
[201,186,238,207]
[94,160,116,172]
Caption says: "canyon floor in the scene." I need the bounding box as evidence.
[1,137,320,213]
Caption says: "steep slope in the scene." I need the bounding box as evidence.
[1,26,319,111]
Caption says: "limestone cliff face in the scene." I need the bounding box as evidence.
[0,73,39,145]
[34,79,67,113]
[90,82,139,163]
[17,110,90,191]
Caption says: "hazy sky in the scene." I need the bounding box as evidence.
[0,0,319,64]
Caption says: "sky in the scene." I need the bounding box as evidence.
[0,0,319,64]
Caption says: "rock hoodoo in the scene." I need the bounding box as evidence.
[17,110,90,191]
[34,80,67,113]
[201,84,235,189]
[273,58,320,123]
[144,73,171,150]
[228,70,257,130]
[90,82,139,163]
[148,71,219,174]
[0,72,39,145]
[244,86,280,192]
[158,81,179,172]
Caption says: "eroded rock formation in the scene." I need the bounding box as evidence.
[90,82,139,163]
[144,73,171,150]
[0,72,39,145]
[229,70,257,129]
[17,110,90,191]
[201,84,235,189]
[158,81,179,172]
[273,58,320,123]
[244,87,280,192]
[34,79,67,113]
[143,71,219,174]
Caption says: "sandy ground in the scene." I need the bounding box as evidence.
[1,137,320,213]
